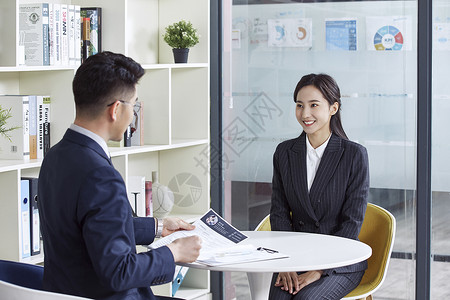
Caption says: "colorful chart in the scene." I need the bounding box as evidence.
[373,25,404,51]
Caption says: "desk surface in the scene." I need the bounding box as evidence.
[181,231,372,273]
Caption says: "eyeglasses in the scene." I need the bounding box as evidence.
[107,99,140,111]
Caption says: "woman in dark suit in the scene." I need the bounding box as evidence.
[269,74,369,300]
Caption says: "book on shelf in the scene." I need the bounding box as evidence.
[81,17,91,63]
[19,3,50,66]
[60,4,69,65]
[22,177,41,256]
[74,6,82,65]
[53,3,62,65]
[130,100,144,146]
[20,179,31,259]
[145,180,153,217]
[37,95,50,159]
[48,3,55,65]
[28,95,37,159]
[68,5,75,66]
[128,176,146,217]
[42,96,51,157]
[0,95,30,160]
[81,7,102,58]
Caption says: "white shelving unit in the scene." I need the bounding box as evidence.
[0,0,210,299]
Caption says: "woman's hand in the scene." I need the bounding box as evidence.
[274,272,299,294]
[295,271,323,293]
[274,270,323,294]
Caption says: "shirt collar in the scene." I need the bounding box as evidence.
[306,133,332,159]
[70,123,110,158]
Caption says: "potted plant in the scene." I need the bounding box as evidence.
[163,20,199,63]
[0,105,19,142]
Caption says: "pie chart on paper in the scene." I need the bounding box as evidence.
[373,25,404,50]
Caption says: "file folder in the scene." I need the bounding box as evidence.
[22,177,40,255]
[20,179,31,259]
[172,266,189,297]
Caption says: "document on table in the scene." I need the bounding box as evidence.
[148,209,289,266]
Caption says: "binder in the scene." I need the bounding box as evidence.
[22,177,40,256]
[172,266,189,297]
[20,179,31,259]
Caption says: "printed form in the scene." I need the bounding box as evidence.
[148,209,288,266]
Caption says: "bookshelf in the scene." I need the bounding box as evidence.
[0,0,210,299]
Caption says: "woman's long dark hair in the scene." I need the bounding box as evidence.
[293,73,348,140]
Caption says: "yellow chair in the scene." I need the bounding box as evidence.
[255,214,271,231]
[343,203,396,300]
[255,203,396,300]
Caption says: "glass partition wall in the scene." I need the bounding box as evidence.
[221,0,419,299]
[432,1,450,299]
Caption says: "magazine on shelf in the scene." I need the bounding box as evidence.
[148,209,289,266]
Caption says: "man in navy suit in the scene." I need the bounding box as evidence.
[38,51,202,300]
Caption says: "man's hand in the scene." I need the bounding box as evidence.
[161,217,195,237]
[166,236,202,263]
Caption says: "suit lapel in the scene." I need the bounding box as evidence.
[309,134,344,205]
[288,134,318,221]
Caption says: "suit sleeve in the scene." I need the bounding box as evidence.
[334,145,369,240]
[324,145,369,276]
[77,166,175,291]
[133,217,156,245]
[270,145,294,231]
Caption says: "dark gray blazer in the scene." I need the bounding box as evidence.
[270,132,369,274]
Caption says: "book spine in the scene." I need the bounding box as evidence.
[28,95,37,159]
[61,4,69,65]
[145,180,153,217]
[81,17,90,63]
[54,3,61,65]
[48,3,54,65]
[37,96,45,159]
[68,5,75,65]
[43,96,51,156]
[75,6,81,65]
[42,3,49,65]
[23,98,30,159]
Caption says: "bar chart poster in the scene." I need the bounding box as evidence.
[267,18,312,48]
[366,16,412,51]
[325,18,357,51]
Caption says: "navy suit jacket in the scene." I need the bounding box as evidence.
[270,132,369,274]
[38,129,175,299]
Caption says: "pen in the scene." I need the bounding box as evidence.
[257,247,278,254]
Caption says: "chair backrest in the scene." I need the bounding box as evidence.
[0,259,44,290]
[344,203,396,299]
[0,260,91,299]
[0,280,90,300]
[255,214,271,231]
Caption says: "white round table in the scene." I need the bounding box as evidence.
[180,231,372,300]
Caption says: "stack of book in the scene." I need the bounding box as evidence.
[19,3,101,66]
[0,95,51,160]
